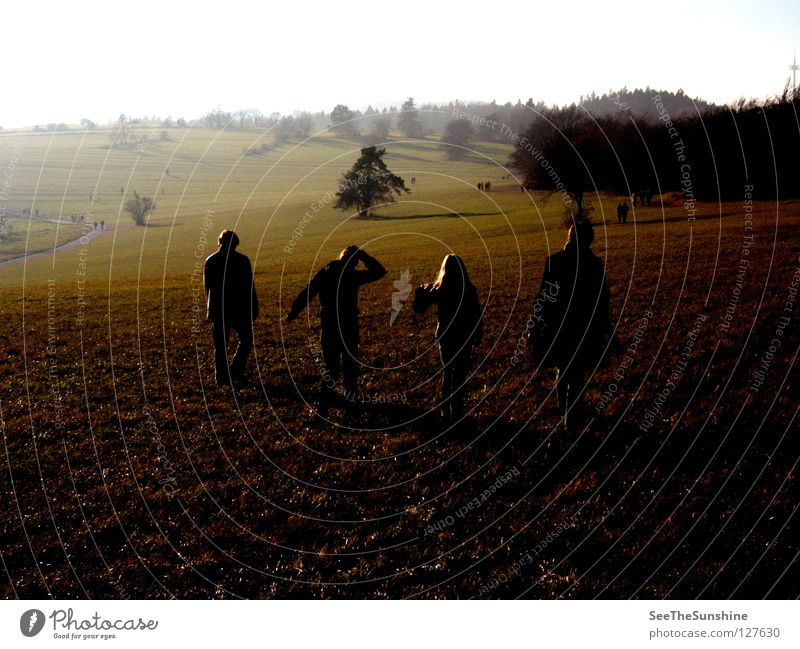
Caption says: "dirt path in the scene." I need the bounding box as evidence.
[0,227,107,267]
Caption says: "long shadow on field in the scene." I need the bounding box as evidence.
[309,398,433,430]
[384,151,437,164]
[629,210,738,225]
[301,137,364,148]
[369,211,499,220]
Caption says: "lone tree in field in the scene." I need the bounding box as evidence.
[508,105,604,218]
[334,146,409,219]
[398,97,423,138]
[441,119,473,159]
[124,190,155,226]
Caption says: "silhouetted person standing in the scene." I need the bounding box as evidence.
[620,201,629,224]
[287,245,386,403]
[204,229,259,386]
[413,255,483,423]
[532,220,611,427]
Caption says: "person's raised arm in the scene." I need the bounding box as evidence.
[412,283,437,313]
[286,270,321,322]
[356,249,386,284]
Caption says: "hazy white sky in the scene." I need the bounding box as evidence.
[2,0,798,127]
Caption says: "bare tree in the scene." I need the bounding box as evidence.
[111,113,129,147]
[203,107,232,129]
[509,106,603,218]
[124,190,155,226]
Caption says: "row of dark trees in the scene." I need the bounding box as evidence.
[507,89,800,210]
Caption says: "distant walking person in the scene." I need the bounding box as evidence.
[616,203,624,224]
[287,245,386,404]
[413,255,483,423]
[204,229,259,387]
[620,201,629,224]
[531,219,612,427]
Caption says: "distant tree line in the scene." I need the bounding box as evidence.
[33,88,712,141]
[508,89,800,209]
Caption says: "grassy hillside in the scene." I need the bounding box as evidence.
[0,126,797,598]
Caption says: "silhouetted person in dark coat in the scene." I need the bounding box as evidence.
[287,245,386,402]
[616,203,624,224]
[532,220,611,426]
[204,229,259,386]
[620,201,629,223]
[413,255,483,423]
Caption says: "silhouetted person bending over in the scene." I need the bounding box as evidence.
[532,220,611,427]
[204,229,259,387]
[413,255,483,423]
[287,245,386,403]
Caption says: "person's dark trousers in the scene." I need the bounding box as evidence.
[212,319,253,385]
[320,321,360,399]
[440,343,471,421]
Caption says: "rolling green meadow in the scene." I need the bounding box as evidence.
[0,124,797,598]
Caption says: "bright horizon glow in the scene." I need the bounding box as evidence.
[1,0,798,128]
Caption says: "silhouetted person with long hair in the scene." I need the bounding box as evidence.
[413,254,483,423]
[204,229,259,387]
[532,219,611,427]
[287,245,386,404]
